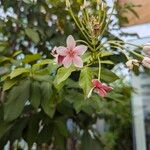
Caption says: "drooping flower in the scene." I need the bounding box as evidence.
[143,44,150,55]
[51,46,65,65]
[142,56,150,69]
[91,79,113,97]
[126,59,139,70]
[56,35,87,68]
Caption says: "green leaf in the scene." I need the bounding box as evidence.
[23,54,41,64]
[26,115,39,148]
[32,75,52,82]
[53,130,65,150]
[37,123,53,144]
[4,79,30,122]
[55,119,68,137]
[0,56,11,63]
[32,59,53,69]
[41,82,55,118]
[0,122,13,139]
[0,42,7,52]
[79,67,92,97]
[65,92,86,113]
[101,68,119,83]
[81,132,102,150]
[30,80,41,109]
[54,67,75,86]
[25,28,40,44]
[8,118,28,142]
[3,79,18,91]
[13,50,22,57]
[9,68,30,79]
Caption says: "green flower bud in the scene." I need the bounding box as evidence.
[66,0,71,8]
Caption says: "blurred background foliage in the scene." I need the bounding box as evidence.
[0,0,138,149]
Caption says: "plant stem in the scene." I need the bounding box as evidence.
[76,40,93,51]
[99,4,115,40]
[98,57,101,80]
[68,8,90,42]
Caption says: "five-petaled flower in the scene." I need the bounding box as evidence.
[55,35,87,68]
[92,79,113,97]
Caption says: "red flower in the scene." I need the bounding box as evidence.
[92,79,113,97]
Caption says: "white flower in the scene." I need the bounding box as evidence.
[126,59,139,70]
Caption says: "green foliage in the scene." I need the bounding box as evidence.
[54,66,75,88]
[25,28,40,44]
[41,82,55,118]
[30,80,41,109]
[9,68,30,79]
[4,79,30,122]
[79,67,92,97]
[0,0,137,149]
[81,132,102,150]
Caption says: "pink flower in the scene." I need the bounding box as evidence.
[56,35,87,68]
[142,56,150,69]
[92,79,113,97]
[51,46,65,65]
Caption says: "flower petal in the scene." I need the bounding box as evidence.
[143,57,150,63]
[95,88,107,97]
[73,56,83,68]
[74,45,87,55]
[102,84,113,92]
[51,46,58,56]
[57,46,68,56]
[67,35,76,50]
[142,57,150,69]
[62,56,72,68]
[92,79,102,88]
[57,55,65,65]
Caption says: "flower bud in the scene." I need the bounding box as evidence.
[143,43,150,55]
[66,0,71,8]
[142,56,150,69]
[126,59,139,70]
[97,0,101,5]
[81,0,90,9]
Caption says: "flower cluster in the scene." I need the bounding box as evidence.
[126,44,150,70]
[52,35,113,98]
